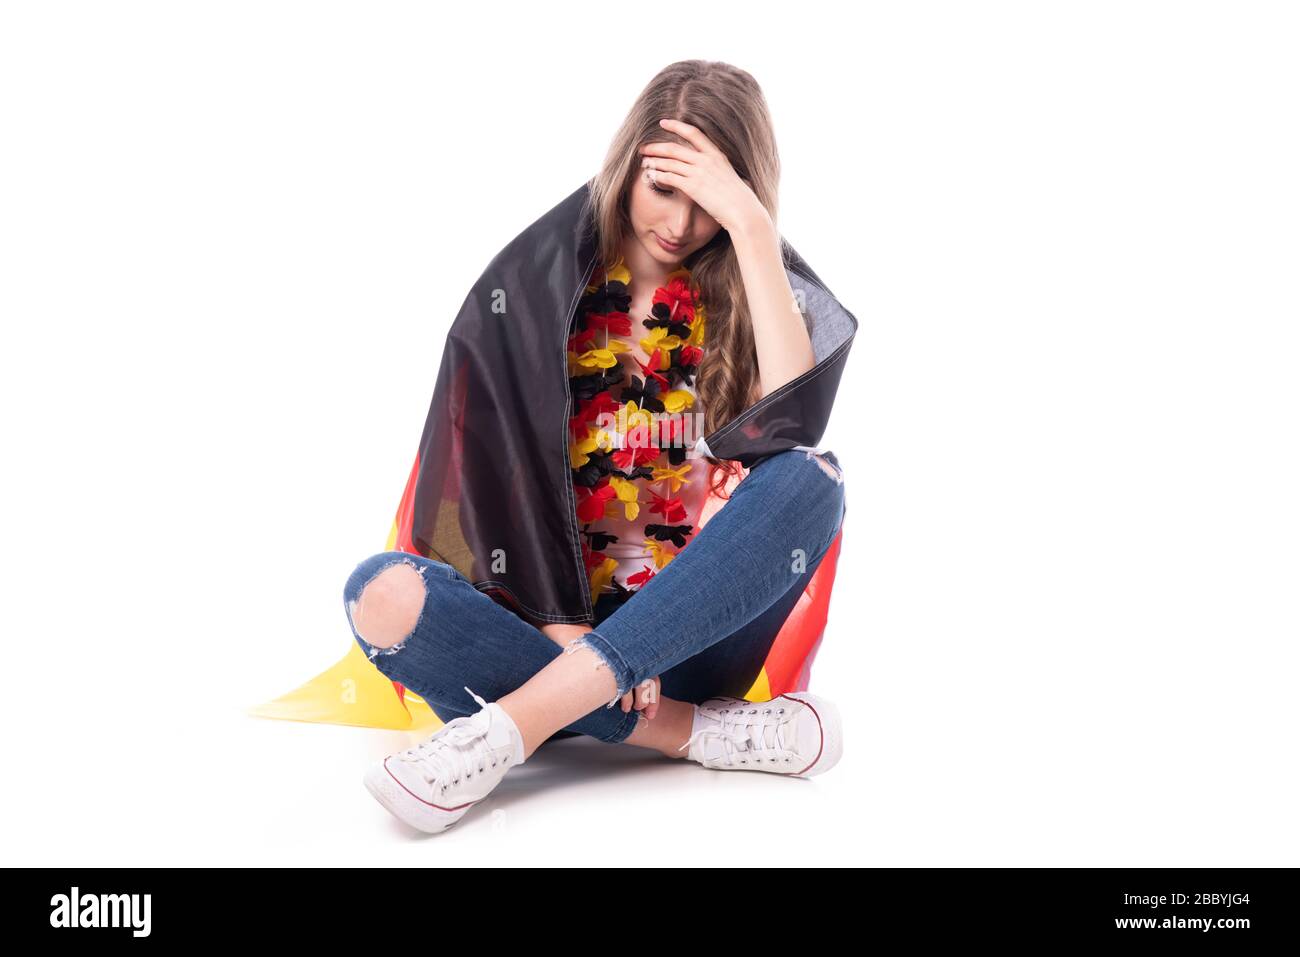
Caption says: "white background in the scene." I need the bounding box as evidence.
[2,1,1296,866]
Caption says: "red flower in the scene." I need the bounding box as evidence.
[568,408,592,441]
[570,390,620,439]
[653,276,697,325]
[585,311,632,336]
[647,490,687,523]
[575,480,616,523]
[567,327,597,352]
[679,344,703,367]
[637,354,671,391]
[611,445,661,471]
[627,564,657,588]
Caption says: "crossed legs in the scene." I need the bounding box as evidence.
[344,448,846,761]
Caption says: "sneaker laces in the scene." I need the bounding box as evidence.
[679,703,793,767]
[395,687,504,793]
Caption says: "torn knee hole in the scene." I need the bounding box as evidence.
[806,450,844,484]
[350,559,428,656]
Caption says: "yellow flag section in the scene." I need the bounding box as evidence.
[246,507,444,731]
[246,641,441,731]
[248,458,842,731]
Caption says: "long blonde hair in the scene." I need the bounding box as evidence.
[583,60,782,495]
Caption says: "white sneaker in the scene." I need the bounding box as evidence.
[363,687,525,833]
[680,692,842,777]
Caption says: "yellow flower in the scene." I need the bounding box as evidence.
[619,400,655,437]
[651,462,693,493]
[607,475,640,521]
[571,339,630,373]
[640,327,682,371]
[606,260,631,286]
[660,389,695,414]
[642,539,677,569]
[687,310,706,346]
[568,350,615,377]
[569,425,613,468]
[589,557,618,596]
[585,258,631,293]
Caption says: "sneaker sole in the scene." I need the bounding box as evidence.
[362,758,475,833]
[779,692,844,777]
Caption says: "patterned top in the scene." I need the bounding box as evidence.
[566,257,709,606]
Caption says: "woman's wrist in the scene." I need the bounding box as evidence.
[728,205,778,252]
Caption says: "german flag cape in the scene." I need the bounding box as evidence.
[252,181,858,730]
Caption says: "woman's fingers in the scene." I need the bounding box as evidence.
[622,678,662,719]
[641,155,692,178]
[644,168,688,192]
[639,140,699,164]
[657,118,720,156]
[633,677,661,714]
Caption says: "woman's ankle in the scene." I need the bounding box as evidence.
[622,697,695,758]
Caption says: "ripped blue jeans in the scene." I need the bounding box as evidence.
[342,448,846,745]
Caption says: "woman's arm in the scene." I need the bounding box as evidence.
[730,213,816,399]
[640,118,816,399]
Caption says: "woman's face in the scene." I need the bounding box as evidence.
[626,164,722,268]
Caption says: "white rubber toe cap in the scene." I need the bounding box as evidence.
[778,692,844,777]
[362,758,477,834]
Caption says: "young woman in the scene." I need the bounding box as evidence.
[342,60,857,833]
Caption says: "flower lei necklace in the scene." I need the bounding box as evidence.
[566,255,708,602]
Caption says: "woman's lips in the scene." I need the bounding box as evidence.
[654,233,684,252]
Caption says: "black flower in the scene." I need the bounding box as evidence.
[644,523,695,548]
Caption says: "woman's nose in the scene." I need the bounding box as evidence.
[668,203,694,239]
